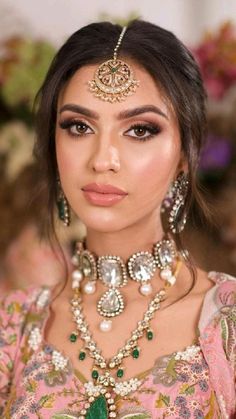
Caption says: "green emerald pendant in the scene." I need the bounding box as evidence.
[69,333,77,343]
[117,368,124,378]
[85,395,108,419]
[57,199,65,221]
[92,369,99,379]
[146,330,154,340]
[79,351,86,361]
[132,347,140,359]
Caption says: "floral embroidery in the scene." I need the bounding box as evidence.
[0,274,235,418]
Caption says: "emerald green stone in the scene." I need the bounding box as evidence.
[57,200,65,220]
[111,67,117,73]
[92,369,99,379]
[85,395,108,419]
[117,368,124,378]
[69,333,77,343]
[132,348,140,359]
[146,330,154,340]
[79,351,86,361]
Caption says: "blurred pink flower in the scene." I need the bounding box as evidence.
[193,22,236,99]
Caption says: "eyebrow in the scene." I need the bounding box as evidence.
[59,104,168,120]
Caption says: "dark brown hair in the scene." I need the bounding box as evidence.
[34,20,208,264]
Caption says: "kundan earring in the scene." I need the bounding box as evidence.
[56,177,71,227]
[161,172,189,234]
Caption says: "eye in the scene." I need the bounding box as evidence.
[59,119,94,137]
[124,123,161,141]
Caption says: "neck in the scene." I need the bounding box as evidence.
[85,214,164,260]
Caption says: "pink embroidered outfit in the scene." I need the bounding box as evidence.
[0,271,235,418]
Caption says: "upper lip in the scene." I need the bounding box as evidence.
[82,183,127,195]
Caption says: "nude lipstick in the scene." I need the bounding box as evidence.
[81,183,128,206]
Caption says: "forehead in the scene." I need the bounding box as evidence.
[57,60,173,118]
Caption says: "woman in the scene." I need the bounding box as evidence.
[0,20,235,418]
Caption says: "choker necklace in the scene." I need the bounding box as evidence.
[71,237,178,331]
[69,257,182,417]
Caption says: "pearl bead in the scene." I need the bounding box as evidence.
[71,255,79,266]
[72,279,81,289]
[84,281,96,294]
[72,269,83,281]
[139,282,152,296]
[167,275,176,286]
[160,268,172,280]
[99,319,112,332]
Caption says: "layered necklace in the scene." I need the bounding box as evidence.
[69,237,181,418]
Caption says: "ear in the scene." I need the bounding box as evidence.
[176,151,188,175]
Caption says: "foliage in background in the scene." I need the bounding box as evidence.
[0,37,55,125]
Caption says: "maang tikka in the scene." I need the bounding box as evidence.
[88,26,139,102]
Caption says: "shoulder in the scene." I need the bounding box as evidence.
[199,271,236,360]
[199,271,236,330]
[0,286,45,321]
[0,286,52,396]
[0,286,50,347]
[198,273,236,414]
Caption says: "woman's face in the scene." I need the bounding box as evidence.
[55,61,184,233]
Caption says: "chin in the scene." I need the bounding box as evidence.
[76,211,130,234]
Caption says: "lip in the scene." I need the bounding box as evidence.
[82,183,127,195]
[81,183,128,207]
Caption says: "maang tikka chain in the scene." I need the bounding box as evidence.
[162,172,189,234]
[88,26,139,102]
[71,237,178,332]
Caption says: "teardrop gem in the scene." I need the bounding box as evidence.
[97,289,124,317]
[85,395,108,419]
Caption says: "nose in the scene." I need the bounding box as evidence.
[89,135,121,173]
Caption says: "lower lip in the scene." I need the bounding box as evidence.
[82,190,127,206]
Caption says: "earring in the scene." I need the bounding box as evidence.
[72,241,97,293]
[162,172,189,234]
[56,178,71,227]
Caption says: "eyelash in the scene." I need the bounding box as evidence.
[59,119,161,142]
[125,123,161,141]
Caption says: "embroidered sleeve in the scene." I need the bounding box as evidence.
[0,289,32,412]
[220,305,236,372]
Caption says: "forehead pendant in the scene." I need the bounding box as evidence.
[88,26,139,103]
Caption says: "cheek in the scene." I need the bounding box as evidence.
[129,142,181,197]
[55,134,83,183]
